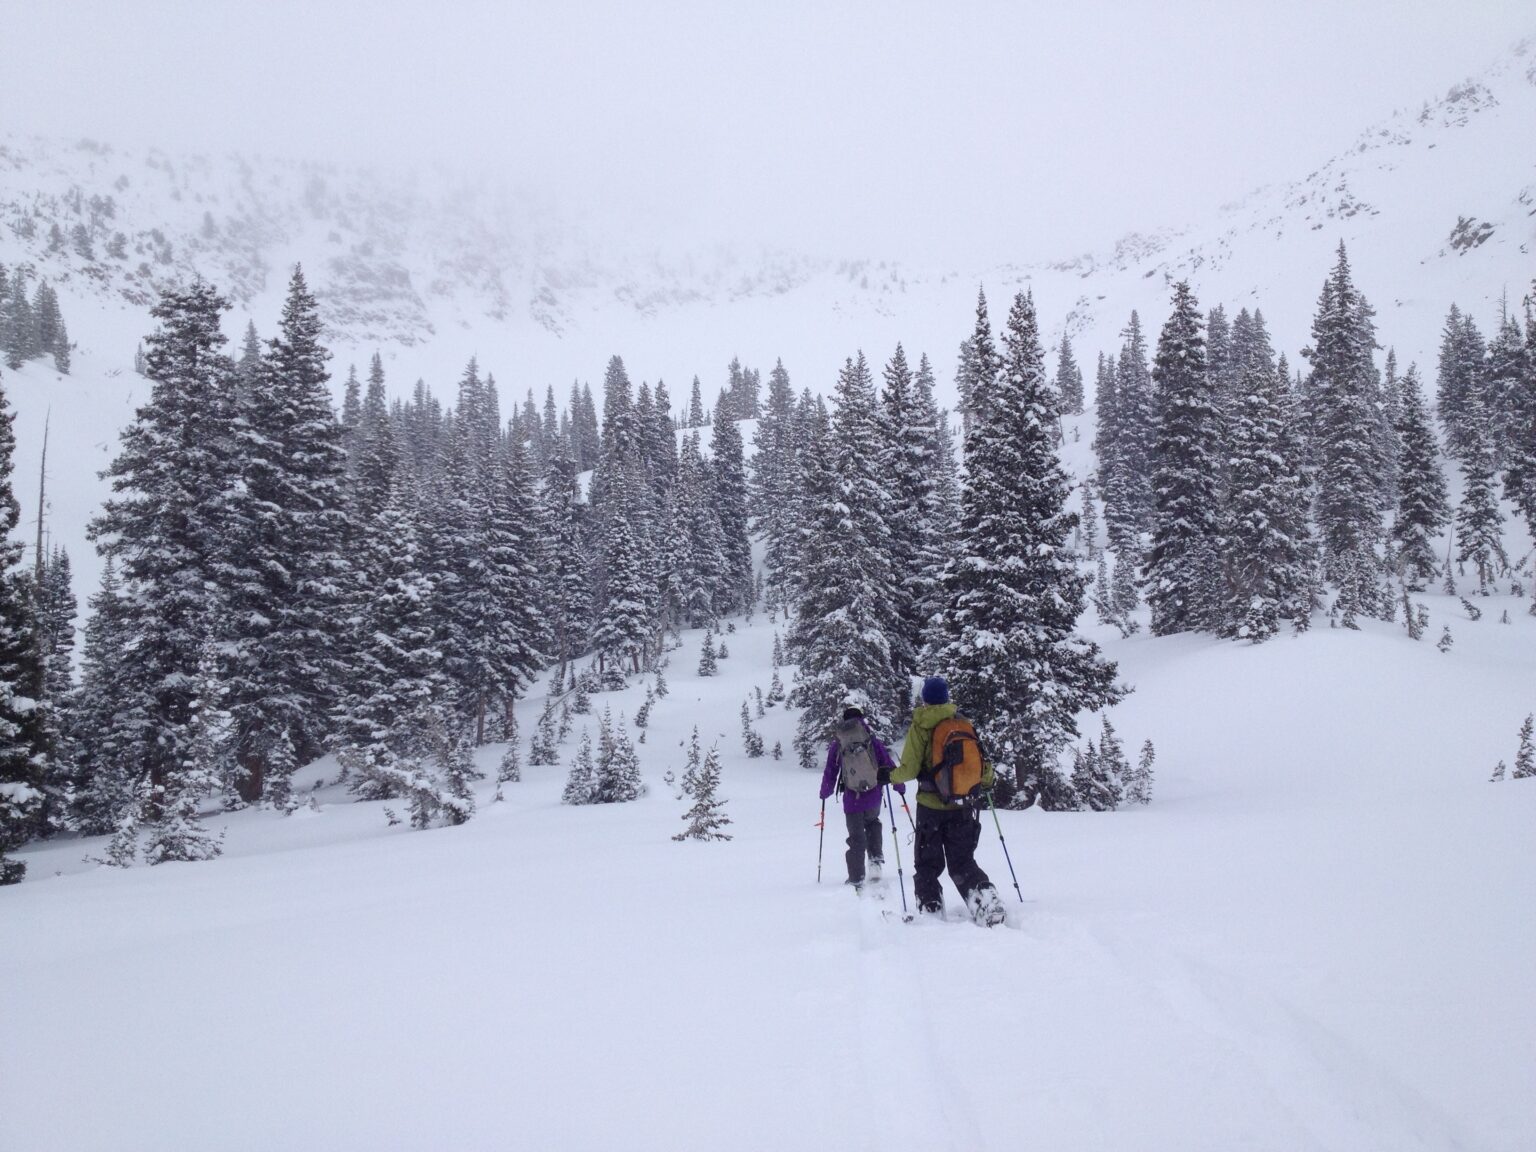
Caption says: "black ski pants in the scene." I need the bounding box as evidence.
[913,803,992,910]
[844,808,884,883]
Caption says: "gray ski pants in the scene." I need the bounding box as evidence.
[844,808,884,883]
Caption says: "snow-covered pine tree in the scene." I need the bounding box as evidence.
[1504,289,1536,565]
[1219,311,1311,641]
[1128,739,1155,805]
[140,643,227,864]
[709,406,754,615]
[1484,303,1526,468]
[529,697,559,766]
[1490,759,1507,782]
[0,367,37,881]
[1099,712,1136,811]
[1513,714,1535,780]
[878,343,943,691]
[1055,334,1085,416]
[591,462,653,676]
[339,483,450,801]
[927,291,1124,808]
[497,712,521,785]
[595,710,643,802]
[673,741,731,841]
[1069,741,1096,811]
[542,446,593,681]
[697,631,718,677]
[739,700,764,758]
[754,359,799,610]
[1114,312,1158,536]
[28,545,76,835]
[88,281,239,860]
[562,728,598,805]
[1145,281,1222,635]
[676,431,727,627]
[787,351,907,762]
[68,559,139,834]
[1435,305,1487,462]
[1453,392,1508,594]
[222,265,349,806]
[1305,245,1388,624]
[1390,364,1451,590]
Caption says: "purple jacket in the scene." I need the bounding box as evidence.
[819,718,903,814]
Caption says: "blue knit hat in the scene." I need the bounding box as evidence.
[921,676,949,705]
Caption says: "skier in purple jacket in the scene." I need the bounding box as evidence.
[818,695,904,890]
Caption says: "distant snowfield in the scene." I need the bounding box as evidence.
[5,578,1534,1151]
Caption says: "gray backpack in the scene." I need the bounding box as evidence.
[835,717,880,793]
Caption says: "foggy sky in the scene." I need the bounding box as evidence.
[7,1,1534,266]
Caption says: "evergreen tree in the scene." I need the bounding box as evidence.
[688,376,705,428]
[339,484,449,800]
[1390,364,1451,590]
[753,359,799,610]
[673,740,731,841]
[697,631,718,677]
[591,464,653,674]
[878,343,942,684]
[88,281,239,859]
[1145,282,1222,634]
[1054,334,1085,416]
[562,728,597,805]
[1125,739,1155,806]
[1436,305,1487,461]
[1513,714,1535,780]
[1454,390,1507,594]
[51,318,70,374]
[0,368,37,881]
[1501,285,1536,556]
[594,709,643,802]
[29,545,76,835]
[1306,245,1387,624]
[69,559,137,834]
[788,352,906,761]
[710,408,754,614]
[1113,313,1158,535]
[1484,304,1526,467]
[928,291,1124,807]
[543,447,592,680]
[1219,312,1311,640]
[222,266,349,806]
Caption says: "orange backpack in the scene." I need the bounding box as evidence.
[925,715,986,804]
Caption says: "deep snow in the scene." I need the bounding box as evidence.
[4,566,1534,1151]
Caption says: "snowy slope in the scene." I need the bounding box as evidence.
[4,560,1534,1151]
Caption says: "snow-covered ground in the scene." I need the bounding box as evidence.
[5,568,1534,1151]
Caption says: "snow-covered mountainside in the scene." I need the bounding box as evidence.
[2,37,1532,397]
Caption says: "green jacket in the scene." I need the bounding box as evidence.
[892,702,996,811]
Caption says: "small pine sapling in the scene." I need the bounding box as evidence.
[654,670,669,698]
[1133,739,1156,805]
[765,669,786,708]
[572,672,593,715]
[1490,760,1507,782]
[754,686,765,718]
[1437,625,1454,653]
[740,700,765,758]
[772,741,782,760]
[698,632,718,677]
[718,641,729,660]
[673,743,732,842]
[1513,715,1535,780]
[1500,609,1510,624]
[498,714,521,784]
[529,699,558,765]
[1459,597,1482,621]
[562,730,597,805]
[558,702,573,743]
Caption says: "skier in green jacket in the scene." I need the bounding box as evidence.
[890,676,1005,925]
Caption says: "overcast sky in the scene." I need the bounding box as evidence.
[7,1,1533,265]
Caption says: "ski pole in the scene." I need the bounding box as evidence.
[883,785,909,918]
[816,798,826,883]
[986,791,1023,903]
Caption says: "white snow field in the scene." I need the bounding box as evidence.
[4,582,1534,1152]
